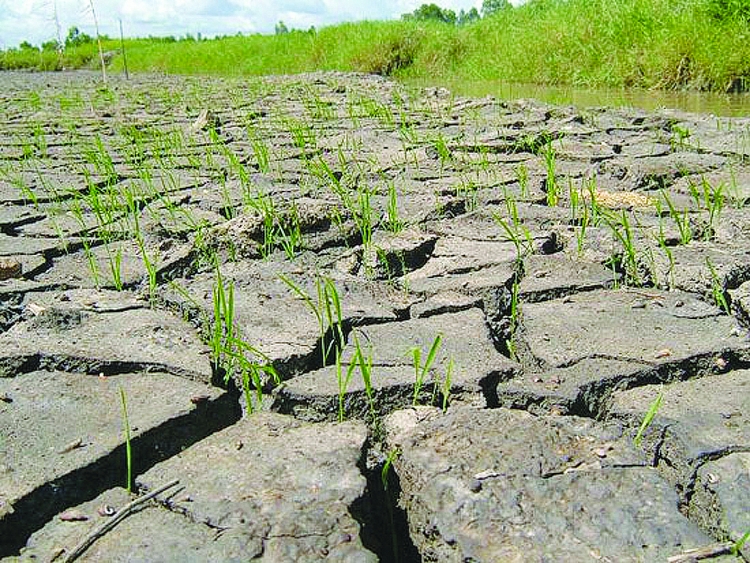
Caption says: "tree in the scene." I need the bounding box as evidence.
[65,26,92,48]
[458,7,481,25]
[41,39,62,52]
[275,20,289,34]
[402,3,457,24]
[482,0,512,17]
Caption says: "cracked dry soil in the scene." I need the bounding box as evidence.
[0,70,749,562]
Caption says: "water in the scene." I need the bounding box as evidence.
[405,78,750,117]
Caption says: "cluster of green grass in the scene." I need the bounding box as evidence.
[4,0,750,91]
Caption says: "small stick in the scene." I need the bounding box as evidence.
[667,541,734,563]
[61,479,180,563]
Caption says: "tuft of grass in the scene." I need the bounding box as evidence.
[410,334,442,405]
[279,274,345,365]
[633,389,664,448]
[118,385,132,494]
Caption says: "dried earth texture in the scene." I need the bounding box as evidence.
[0,71,749,562]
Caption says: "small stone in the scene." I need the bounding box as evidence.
[59,510,88,522]
[97,504,117,517]
[58,438,84,454]
[654,348,672,359]
[0,258,22,281]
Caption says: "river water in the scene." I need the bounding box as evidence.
[406,78,750,117]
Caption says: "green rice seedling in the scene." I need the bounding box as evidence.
[118,386,132,493]
[352,333,376,418]
[432,132,452,174]
[381,448,401,562]
[335,351,358,422]
[493,196,533,262]
[431,356,454,412]
[706,258,731,314]
[698,177,725,239]
[279,274,345,365]
[410,334,442,406]
[105,244,123,291]
[543,142,559,206]
[515,163,529,199]
[669,124,691,151]
[584,176,603,226]
[211,267,237,378]
[732,530,750,557]
[455,177,479,211]
[251,138,271,173]
[225,338,279,413]
[82,239,101,289]
[385,181,404,233]
[506,280,521,359]
[633,388,664,447]
[277,205,304,260]
[355,187,374,249]
[661,190,692,245]
[726,167,745,209]
[441,357,453,412]
[287,117,317,153]
[658,237,676,290]
[137,236,157,306]
[602,209,640,286]
[568,180,580,223]
[576,200,591,257]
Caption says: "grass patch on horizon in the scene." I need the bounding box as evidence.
[3,0,750,92]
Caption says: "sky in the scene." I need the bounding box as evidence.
[0,0,492,49]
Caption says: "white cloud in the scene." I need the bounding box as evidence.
[0,0,488,48]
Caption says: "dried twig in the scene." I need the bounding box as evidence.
[667,541,734,563]
[61,479,180,563]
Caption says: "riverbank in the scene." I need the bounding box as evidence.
[2,0,750,92]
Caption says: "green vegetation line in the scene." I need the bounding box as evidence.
[3,0,750,92]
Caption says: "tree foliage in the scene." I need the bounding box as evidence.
[482,0,513,17]
[65,26,93,48]
[402,3,457,24]
[404,2,512,24]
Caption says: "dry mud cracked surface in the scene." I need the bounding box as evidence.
[0,70,749,561]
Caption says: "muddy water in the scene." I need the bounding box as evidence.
[406,77,750,116]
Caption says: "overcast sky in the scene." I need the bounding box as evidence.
[0,0,494,48]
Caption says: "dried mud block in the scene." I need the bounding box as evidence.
[136,412,377,562]
[516,288,748,370]
[0,294,211,381]
[276,308,518,420]
[519,253,613,302]
[362,228,436,280]
[609,369,750,496]
[730,280,750,328]
[0,233,63,258]
[35,239,191,291]
[384,406,717,562]
[165,262,404,377]
[405,237,517,295]
[0,370,227,553]
[689,453,750,560]
[650,242,750,296]
[502,289,749,415]
[14,487,224,563]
